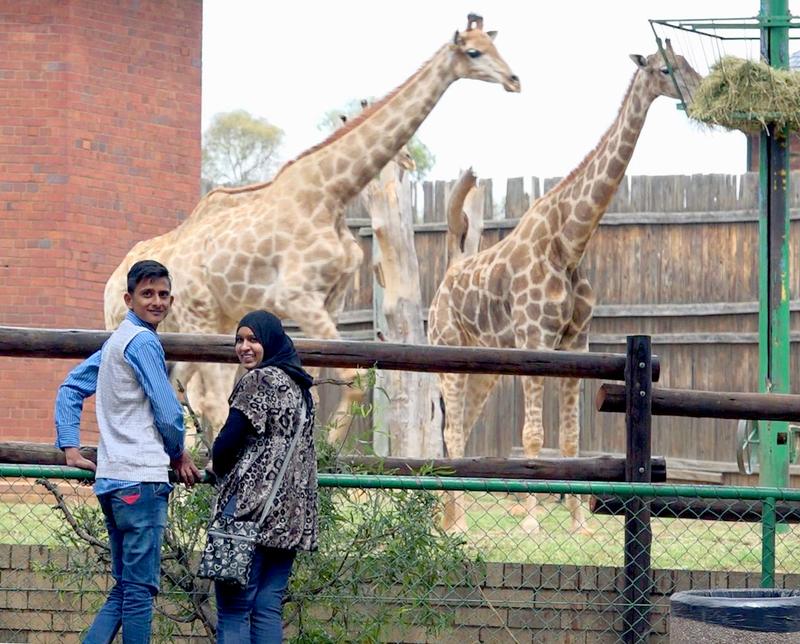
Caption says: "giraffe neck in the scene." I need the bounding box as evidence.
[287,45,458,205]
[538,71,656,269]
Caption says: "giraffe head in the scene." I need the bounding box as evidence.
[629,39,702,105]
[450,14,520,93]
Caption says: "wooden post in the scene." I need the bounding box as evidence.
[622,335,653,644]
[365,162,443,457]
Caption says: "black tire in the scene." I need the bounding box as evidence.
[671,588,800,633]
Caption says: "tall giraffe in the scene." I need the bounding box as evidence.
[428,41,701,533]
[104,14,520,441]
[344,99,416,173]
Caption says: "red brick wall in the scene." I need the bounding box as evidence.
[0,0,202,443]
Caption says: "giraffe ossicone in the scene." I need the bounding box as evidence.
[103,14,520,444]
[428,40,702,534]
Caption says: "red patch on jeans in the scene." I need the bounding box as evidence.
[120,493,140,505]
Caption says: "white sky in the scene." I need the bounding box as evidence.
[202,1,798,183]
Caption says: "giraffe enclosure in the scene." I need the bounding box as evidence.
[309,171,800,472]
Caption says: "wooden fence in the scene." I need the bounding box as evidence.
[313,172,800,470]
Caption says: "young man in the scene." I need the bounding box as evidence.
[54,259,201,644]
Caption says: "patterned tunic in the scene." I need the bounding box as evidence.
[214,366,318,551]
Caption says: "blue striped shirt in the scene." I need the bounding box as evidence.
[54,310,185,494]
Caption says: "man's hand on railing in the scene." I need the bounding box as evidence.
[171,450,201,487]
[63,447,97,472]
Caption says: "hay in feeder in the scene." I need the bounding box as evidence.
[687,56,800,133]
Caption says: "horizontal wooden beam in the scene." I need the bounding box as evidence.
[593,300,800,318]
[595,383,800,422]
[590,494,800,523]
[355,209,800,236]
[590,332,800,346]
[0,443,666,483]
[0,442,97,467]
[339,300,800,325]
[0,326,660,381]
[343,455,666,482]
[0,442,210,470]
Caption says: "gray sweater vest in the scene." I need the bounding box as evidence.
[95,319,170,482]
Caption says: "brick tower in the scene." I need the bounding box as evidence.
[0,0,202,443]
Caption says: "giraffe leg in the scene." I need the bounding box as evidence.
[461,373,501,438]
[196,363,238,440]
[560,376,592,535]
[520,375,546,534]
[438,371,469,532]
[171,361,237,451]
[441,372,502,532]
[284,293,364,446]
[558,271,595,535]
[169,361,199,441]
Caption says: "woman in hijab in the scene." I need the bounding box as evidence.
[211,310,318,643]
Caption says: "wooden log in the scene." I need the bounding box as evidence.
[0,442,208,469]
[596,382,800,422]
[0,326,660,381]
[0,442,97,466]
[342,455,667,482]
[366,161,443,457]
[0,443,667,482]
[591,495,800,523]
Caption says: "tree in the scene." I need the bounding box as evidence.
[202,110,284,188]
[406,137,435,181]
[317,100,435,181]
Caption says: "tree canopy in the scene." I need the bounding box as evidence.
[202,110,284,188]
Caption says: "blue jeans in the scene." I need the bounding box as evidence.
[84,482,171,644]
[215,546,296,643]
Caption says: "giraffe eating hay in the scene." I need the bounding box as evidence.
[103,14,520,442]
[428,40,701,534]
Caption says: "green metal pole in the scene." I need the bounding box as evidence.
[757,0,791,496]
[761,496,777,586]
[7,465,800,500]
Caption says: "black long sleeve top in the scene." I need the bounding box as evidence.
[211,407,254,479]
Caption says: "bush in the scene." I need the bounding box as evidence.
[39,433,477,642]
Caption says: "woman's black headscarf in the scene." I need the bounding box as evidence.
[235,310,314,410]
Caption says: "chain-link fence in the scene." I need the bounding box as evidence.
[1,469,799,643]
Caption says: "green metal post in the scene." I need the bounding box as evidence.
[758,0,792,568]
[761,496,777,586]
[757,0,791,502]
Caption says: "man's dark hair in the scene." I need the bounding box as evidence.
[126,260,171,294]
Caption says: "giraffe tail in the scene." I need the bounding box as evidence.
[438,394,449,458]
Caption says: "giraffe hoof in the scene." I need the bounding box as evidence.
[508,504,527,518]
[532,503,548,517]
[440,511,468,533]
[572,524,594,537]
[520,516,540,535]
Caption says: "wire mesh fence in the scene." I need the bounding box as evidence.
[1,471,800,643]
